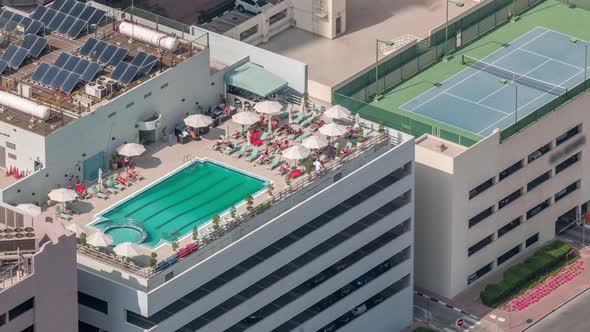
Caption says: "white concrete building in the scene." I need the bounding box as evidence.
[0,206,77,332]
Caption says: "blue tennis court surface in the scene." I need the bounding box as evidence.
[400,27,590,136]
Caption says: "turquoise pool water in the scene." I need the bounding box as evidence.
[93,161,266,248]
[104,226,145,244]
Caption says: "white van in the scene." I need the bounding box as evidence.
[235,0,273,14]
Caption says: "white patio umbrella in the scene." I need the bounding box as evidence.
[283,144,311,166]
[325,105,351,120]
[246,129,252,148]
[113,242,141,257]
[65,223,86,237]
[302,135,329,150]
[255,100,283,133]
[97,168,104,192]
[16,203,41,217]
[232,111,260,126]
[184,114,213,128]
[319,122,348,138]
[225,122,230,142]
[116,143,146,157]
[87,232,113,247]
[49,188,77,209]
[354,113,361,129]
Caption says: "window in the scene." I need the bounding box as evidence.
[143,92,152,99]
[160,83,169,89]
[528,142,551,163]
[499,160,523,181]
[468,206,493,228]
[0,313,5,326]
[499,188,522,209]
[20,325,34,332]
[556,153,579,174]
[5,142,15,150]
[78,292,108,314]
[9,297,33,321]
[555,181,579,202]
[468,262,493,285]
[527,171,551,192]
[469,178,494,199]
[527,199,550,219]
[125,102,134,109]
[7,153,16,160]
[526,233,539,247]
[468,234,493,257]
[497,244,521,266]
[498,217,522,238]
[556,125,580,146]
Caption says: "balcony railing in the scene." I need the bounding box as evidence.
[77,131,394,279]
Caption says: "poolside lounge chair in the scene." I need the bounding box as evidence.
[75,183,92,199]
[91,185,109,199]
[101,180,118,194]
[300,114,317,128]
[245,147,259,162]
[224,141,238,155]
[66,201,82,215]
[296,131,313,143]
[293,112,304,124]
[319,154,327,162]
[289,167,303,179]
[232,125,244,138]
[259,131,269,140]
[109,176,126,190]
[234,144,248,158]
[280,104,292,120]
[346,142,353,149]
[55,206,72,220]
[266,155,281,170]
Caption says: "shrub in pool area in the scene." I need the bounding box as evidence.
[192,227,199,241]
[150,252,158,267]
[245,195,254,211]
[480,240,573,307]
[171,238,179,252]
[212,215,220,230]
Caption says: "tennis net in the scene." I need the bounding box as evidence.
[462,55,568,95]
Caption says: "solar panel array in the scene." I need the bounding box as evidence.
[30,1,105,39]
[0,8,43,35]
[51,0,105,26]
[79,38,128,67]
[31,53,101,94]
[2,44,29,69]
[111,52,158,84]
[22,34,48,58]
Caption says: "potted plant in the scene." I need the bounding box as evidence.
[161,126,168,142]
[378,119,385,134]
[149,252,158,267]
[245,195,254,211]
[212,215,220,230]
[110,152,119,170]
[302,91,309,112]
[192,226,199,241]
[305,159,313,179]
[285,174,292,190]
[336,144,342,160]
[80,232,87,246]
[230,205,237,218]
[357,127,365,148]
[171,238,179,252]
[219,94,226,108]
[266,183,274,197]
[75,175,80,184]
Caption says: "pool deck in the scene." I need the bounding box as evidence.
[42,109,379,271]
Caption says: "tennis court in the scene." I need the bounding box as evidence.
[400,26,590,136]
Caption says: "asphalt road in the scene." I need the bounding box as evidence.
[526,288,590,332]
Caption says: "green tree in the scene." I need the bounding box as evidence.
[245,195,254,211]
[80,232,87,246]
[212,215,221,230]
[171,238,179,252]
[149,252,158,267]
[192,226,199,241]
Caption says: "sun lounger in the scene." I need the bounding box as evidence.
[319,154,327,162]
[280,104,293,120]
[66,201,82,215]
[300,115,317,128]
[75,183,92,199]
[289,168,303,179]
[91,185,109,199]
[102,181,118,194]
[296,131,313,143]
[245,147,259,162]
[293,112,304,124]
[259,131,269,140]
[346,142,353,149]
[266,155,281,170]
[234,144,248,158]
[224,141,238,154]
[109,176,126,190]
[55,206,72,220]
[232,125,244,138]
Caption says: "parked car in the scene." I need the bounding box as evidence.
[235,0,273,14]
[351,303,367,316]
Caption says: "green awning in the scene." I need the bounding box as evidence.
[225,62,288,98]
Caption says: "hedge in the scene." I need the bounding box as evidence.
[480,240,573,307]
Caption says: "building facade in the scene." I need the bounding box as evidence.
[414,90,590,298]
[76,132,415,332]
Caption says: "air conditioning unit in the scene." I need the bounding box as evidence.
[96,76,108,85]
[103,79,118,93]
[85,83,107,98]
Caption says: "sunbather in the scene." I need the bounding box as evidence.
[116,174,129,186]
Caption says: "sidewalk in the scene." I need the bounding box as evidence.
[418,244,590,332]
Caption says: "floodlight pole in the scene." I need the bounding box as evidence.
[445,0,464,60]
[514,84,518,131]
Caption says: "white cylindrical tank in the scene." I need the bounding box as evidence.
[119,22,179,52]
[0,90,50,120]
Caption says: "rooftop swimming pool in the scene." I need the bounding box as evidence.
[92,160,266,248]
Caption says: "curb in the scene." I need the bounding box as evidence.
[521,285,590,331]
[415,291,480,321]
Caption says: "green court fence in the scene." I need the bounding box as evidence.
[334,0,547,146]
[500,78,590,142]
[557,0,590,11]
